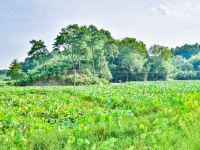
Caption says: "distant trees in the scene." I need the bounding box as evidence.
[172,56,195,80]
[28,40,49,65]
[146,45,173,80]
[87,25,113,80]
[110,38,147,82]
[53,24,113,81]
[54,25,90,72]
[172,45,200,80]
[7,59,26,80]
[4,24,200,85]
[22,40,49,73]
[0,70,8,81]
[174,43,200,59]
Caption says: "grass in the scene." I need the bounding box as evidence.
[0,81,200,149]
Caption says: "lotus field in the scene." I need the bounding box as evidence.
[0,81,200,149]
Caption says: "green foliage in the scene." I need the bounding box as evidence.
[145,45,174,81]
[0,70,9,81]
[172,56,195,80]
[7,59,26,81]
[174,43,200,59]
[189,52,200,70]
[6,24,200,84]
[111,38,147,82]
[0,81,200,149]
[64,74,109,85]
[28,40,49,58]
[149,45,173,58]
[171,54,200,80]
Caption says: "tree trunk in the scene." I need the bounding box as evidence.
[69,52,77,96]
[74,68,76,96]
[78,57,81,72]
[144,72,148,81]
[127,72,129,82]
[91,48,95,75]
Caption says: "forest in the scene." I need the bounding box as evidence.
[1,24,200,85]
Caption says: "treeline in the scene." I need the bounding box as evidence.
[4,24,200,85]
[0,70,8,81]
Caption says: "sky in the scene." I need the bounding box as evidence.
[1,0,200,69]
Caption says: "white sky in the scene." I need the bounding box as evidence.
[1,0,200,69]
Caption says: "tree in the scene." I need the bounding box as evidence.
[54,25,90,71]
[87,25,104,75]
[172,56,195,80]
[7,59,26,80]
[146,45,173,80]
[148,45,173,58]
[174,43,200,59]
[54,24,92,93]
[28,40,49,66]
[104,40,119,64]
[111,38,147,82]
[0,70,8,81]
[88,26,114,80]
[54,24,113,80]
[188,53,200,79]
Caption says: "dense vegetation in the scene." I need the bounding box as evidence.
[0,81,199,149]
[0,70,8,81]
[2,24,200,85]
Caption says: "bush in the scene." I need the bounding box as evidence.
[0,81,6,87]
[64,74,109,85]
[174,70,196,80]
[0,80,15,86]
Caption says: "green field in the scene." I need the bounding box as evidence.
[0,81,200,150]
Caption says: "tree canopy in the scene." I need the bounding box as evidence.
[3,24,200,85]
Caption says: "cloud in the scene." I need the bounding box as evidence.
[152,2,200,18]
[152,5,171,16]
[1,0,200,69]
